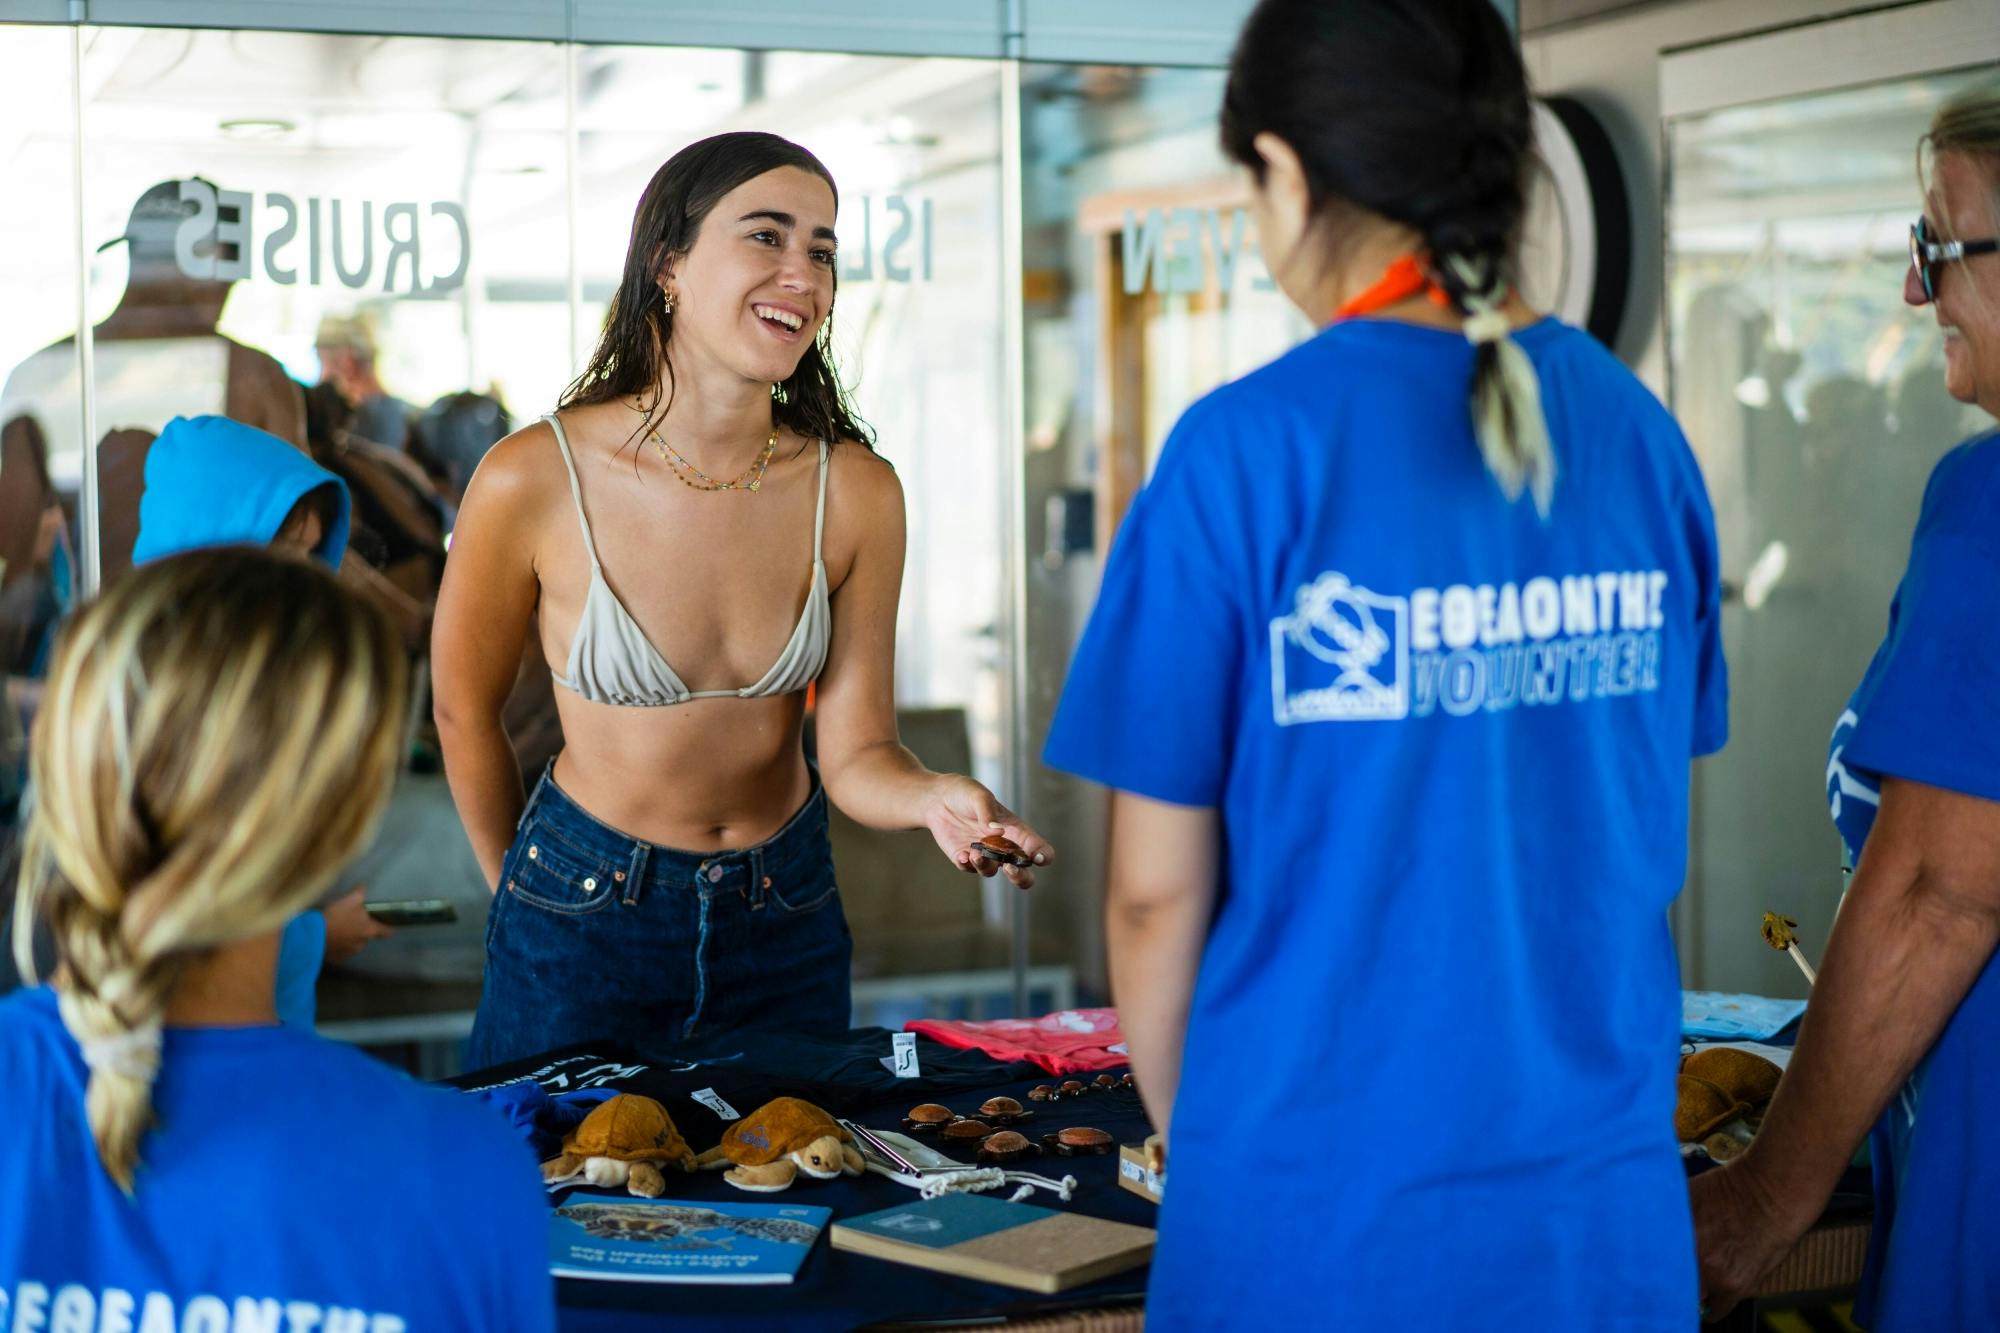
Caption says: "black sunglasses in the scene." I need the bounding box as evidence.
[1910,215,2000,303]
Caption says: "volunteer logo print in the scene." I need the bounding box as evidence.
[1270,572,1410,724]
[1271,566,1669,726]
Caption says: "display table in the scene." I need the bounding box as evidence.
[451,1032,1156,1333]
[450,1029,1872,1331]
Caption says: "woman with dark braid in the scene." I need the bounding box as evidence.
[1045,2,1727,1327]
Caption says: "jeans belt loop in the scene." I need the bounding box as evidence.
[622,841,647,906]
[517,762,553,832]
[749,845,767,910]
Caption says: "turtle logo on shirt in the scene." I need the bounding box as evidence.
[1271,572,1411,724]
[1289,573,1392,684]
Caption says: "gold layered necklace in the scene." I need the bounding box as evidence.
[646,423,779,493]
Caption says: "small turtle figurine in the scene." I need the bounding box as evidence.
[904,1103,956,1133]
[971,833,1035,868]
[541,1094,697,1197]
[1041,1125,1116,1157]
[695,1096,864,1193]
[978,1095,1032,1125]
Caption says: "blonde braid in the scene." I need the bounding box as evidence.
[16,549,407,1193]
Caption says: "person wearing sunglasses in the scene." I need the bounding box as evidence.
[1910,214,2000,306]
[1693,83,2000,1330]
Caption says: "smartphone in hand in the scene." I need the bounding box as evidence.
[363,898,459,927]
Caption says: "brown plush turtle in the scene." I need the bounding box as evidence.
[1674,1047,1784,1141]
[694,1096,864,1192]
[542,1094,697,1197]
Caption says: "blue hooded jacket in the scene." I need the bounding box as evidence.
[132,415,351,569]
[129,414,355,1029]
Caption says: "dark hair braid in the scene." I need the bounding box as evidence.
[1223,0,1555,514]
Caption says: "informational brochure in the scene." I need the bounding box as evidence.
[549,1195,831,1285]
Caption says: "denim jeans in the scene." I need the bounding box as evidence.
[467,765,852,1070]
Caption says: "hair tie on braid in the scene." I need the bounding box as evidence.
[1463,308,1511,346]
[78,1024,162,1081]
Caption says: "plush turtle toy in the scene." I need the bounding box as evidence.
[542,1094,697,1197]
[694,1096,864,1192]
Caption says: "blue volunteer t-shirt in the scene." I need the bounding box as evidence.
[0,988,555,1332]
[1046,317,1726,1331]
[1827,430,2000,1333]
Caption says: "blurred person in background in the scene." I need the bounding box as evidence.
[411,389,513,508]
[0,178,306,496]
[131,414,397,1018]
[1693,83,2000,1332]
[315,312,416,452]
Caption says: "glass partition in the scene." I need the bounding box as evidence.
[1018,63,1311,1001]
[1666,67,1993,997]
[0,25,82,935]
[0,25,1020,1053]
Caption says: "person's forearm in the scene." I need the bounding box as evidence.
[438,712,528,889]
[1733,867,2000,1230]
[819,739,944,831]
[1107,893,1206,1145]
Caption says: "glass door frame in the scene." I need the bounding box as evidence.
[1657,0,2000,984]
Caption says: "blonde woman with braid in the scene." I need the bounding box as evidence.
[0,549,552,1332]
[1043,2,1727,1328]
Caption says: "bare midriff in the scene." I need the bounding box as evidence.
[520,401,835,854]
[548,688,815,852]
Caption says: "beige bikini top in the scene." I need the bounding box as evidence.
[545,413,831,706]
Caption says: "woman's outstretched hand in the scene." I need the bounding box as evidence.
[923,775,1054,889]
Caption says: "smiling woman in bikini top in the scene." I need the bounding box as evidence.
[432,131,1052,1067]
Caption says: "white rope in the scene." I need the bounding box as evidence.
[871,1162,1080,1203]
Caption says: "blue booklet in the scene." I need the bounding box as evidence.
[549,1195,831,1284]
[1682,990,1807,1040]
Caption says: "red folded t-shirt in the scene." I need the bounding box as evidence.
[904,1008,1127,1075]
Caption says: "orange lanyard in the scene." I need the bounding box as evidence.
[1333,255,1449,321]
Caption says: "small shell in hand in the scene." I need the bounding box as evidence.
[971,834,1035,868]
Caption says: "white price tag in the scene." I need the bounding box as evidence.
[891,1032,921,1079]
[690,1087,740,1120]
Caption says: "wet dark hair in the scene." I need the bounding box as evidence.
[1222,0,1551,508]
[561,132,874,454]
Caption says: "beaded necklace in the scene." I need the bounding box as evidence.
[647,425,780,493]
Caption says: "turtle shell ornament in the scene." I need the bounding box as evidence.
[541,1094,697,1197]
[694,1096,865,1192]
[971,833,1035,868]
